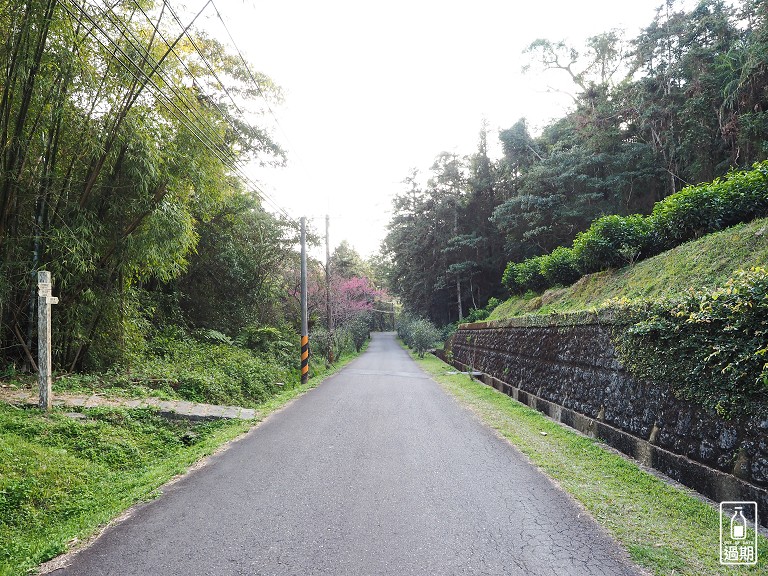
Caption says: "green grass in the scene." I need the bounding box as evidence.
[0,344,366,576]
[56,340,297,409]
[411,350,768,575]
[489,217,768,320]
[0,406,250,576]
[6,344,367,409]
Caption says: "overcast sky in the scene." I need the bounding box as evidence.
[197,0,689,258]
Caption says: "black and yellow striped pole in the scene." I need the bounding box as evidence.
[301,333,309,383]
[300,216,309,384]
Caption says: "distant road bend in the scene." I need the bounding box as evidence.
[54,332,643,576]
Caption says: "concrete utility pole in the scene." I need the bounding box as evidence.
[300,217,309,384]
[325,214,334,363]
[37,271,58,410]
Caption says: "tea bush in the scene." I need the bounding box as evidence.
[502,256,548,294]
[440,298,502,341]
[651,162,768,250]
[572,214,652,274]
[502,161,768,295]
[540,246,581,286]
[464,297,501,323]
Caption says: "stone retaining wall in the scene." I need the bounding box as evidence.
[442,317,768,527]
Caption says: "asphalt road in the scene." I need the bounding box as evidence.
[53,332,644,576]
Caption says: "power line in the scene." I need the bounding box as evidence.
[62,0,279,211]
[163,0,245,117]
[128,0,244,138]
[67,0,219,160]
[57,0,297,224]
[99,3,231,155]
[162,0,297,223]
[209,1,313,176]
[121,1,296,224]
[59,0,232,160]
[146,0,299,223]
[144,0,302,223]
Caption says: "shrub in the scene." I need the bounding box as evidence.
[309,325,333,363]
[503,256,548,294]
[398,314,442,357]
[335,326,355,357]
[540,247,580,286]
[650,182,725,250]
[650,161,768,251]
[517,256,548,292]
[236,324,294,364]
[397,314,418,347]
[409,318,442,358]
[138,333,295,406]
[502,261,522,293]
[348,313,372,352]
[717,161,768,225]
[310,320,367,364]
[464,297,501,323]
[500,161,768,297]
[572,214,652,274]
[193,329,233,346]
[441,321,459,341]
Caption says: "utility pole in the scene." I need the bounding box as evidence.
[300,217,309,384]
[452,155,463,322]
[37,271,58,410]
[325,214,334,363]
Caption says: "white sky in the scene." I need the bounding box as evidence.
[196,0,685,258]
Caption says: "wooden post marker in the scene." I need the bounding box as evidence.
[37,271,58,410]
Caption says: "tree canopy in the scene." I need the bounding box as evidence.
[382,0,768,326]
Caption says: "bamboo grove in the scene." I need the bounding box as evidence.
[0,0,296,372]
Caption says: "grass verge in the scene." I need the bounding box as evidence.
[0,345,366,576]
[4,343,366,409]
[0,407,250,576]
[411,349,768,576]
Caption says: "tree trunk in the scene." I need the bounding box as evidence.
[456,278,463,321]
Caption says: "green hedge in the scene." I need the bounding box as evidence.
[540,246,581,286]
[502,161,768,294]
[651,163,768,250]
[572,214,653,274]
[502,256,548,294]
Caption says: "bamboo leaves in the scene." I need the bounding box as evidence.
[0,0,285,370]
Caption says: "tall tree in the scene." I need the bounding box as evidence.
[330,240,370,279]
[628,0,740,194]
